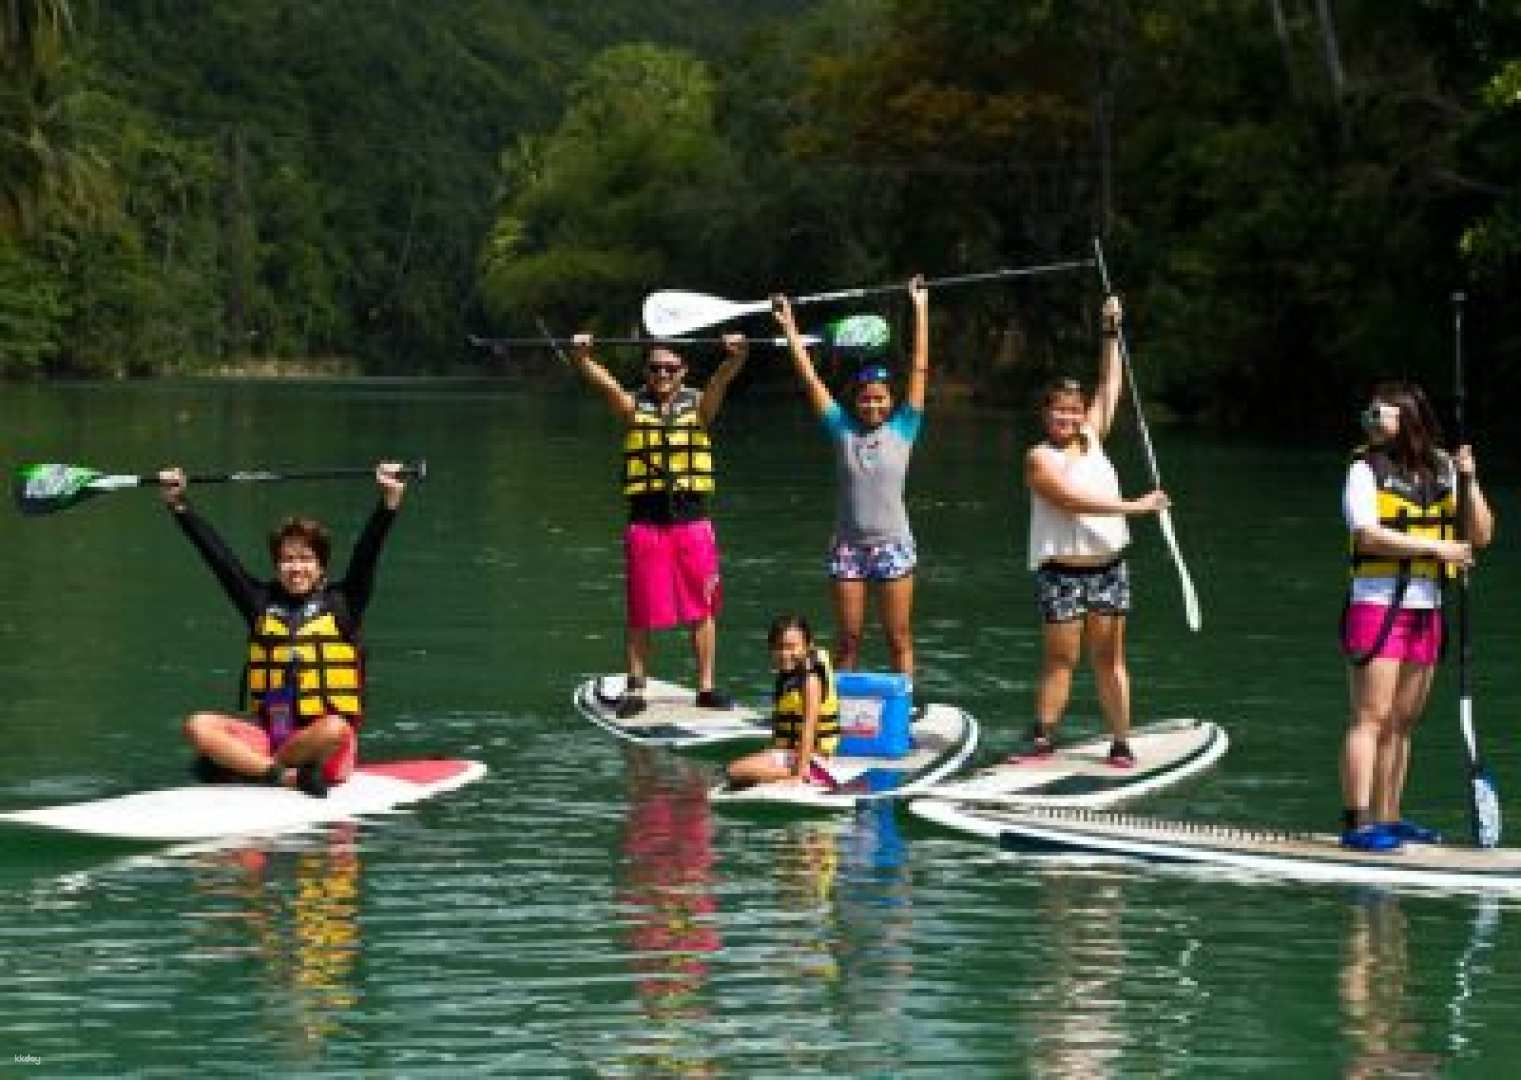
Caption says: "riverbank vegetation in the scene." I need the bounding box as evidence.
[3,2,1517,433]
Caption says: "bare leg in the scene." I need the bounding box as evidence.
[691,614,717,692]
[1373,662,1437,822]
[184,712,273,778]
[727,750,795,787]
[1035,620,1084,733]
[625,626,651,681]
[1085,613,1130,741]
[832,579,867,670]
[274,715,350,767]
[1343,660,1399,821]
[876,575,916,678]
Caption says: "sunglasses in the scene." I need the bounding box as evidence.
[646,362,683,375]
[854,364,891,384]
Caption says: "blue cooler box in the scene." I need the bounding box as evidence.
[836,671,913,758]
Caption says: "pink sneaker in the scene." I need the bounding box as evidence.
[807,759,839,789]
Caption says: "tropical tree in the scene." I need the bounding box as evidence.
[480,42,748,334]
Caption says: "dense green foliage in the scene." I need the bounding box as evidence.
[2,0,1518,434]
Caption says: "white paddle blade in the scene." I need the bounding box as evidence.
[643,291,767,336]
[1158,509,1202,632]
[1473,770,1502,849]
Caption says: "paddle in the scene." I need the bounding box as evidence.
[475,313,890,355]
[471,332,826,349]
[1091,237,1202,632]
[1452,289,1501,848]
[643,259,1094,336]
[15,462,427,517]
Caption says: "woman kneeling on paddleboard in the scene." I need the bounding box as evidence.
[160,463,408,797]
[727,615,841,789]
[1018,295,1168,768]
[1340,382,1492,850]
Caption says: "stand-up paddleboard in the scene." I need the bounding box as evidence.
[709,705,979,810]
[573,674,771,749]
[919,718,1227,808]
[910,802,1521,892]
[0,759,487,843]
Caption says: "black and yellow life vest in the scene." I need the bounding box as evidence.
[244,596,364,723]
[772,647,840,755]
[1349,448,1457,583]
[622,387,715,498]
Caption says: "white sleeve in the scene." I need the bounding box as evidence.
[1342,461,1378,532]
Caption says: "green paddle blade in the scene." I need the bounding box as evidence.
[14,464,126,515]
[828,314,891,350]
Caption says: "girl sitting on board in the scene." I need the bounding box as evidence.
[727,615,841,788]
[159,463,408,797]
[772,276,927,697]
[1018,295,1169,768]
[1339,382,1492,850]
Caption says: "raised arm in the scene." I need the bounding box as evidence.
[773,294,835,419]
[1087,295,1123,439]
[699,335,749,427]
[904,274,929,411]
[339,463,406,619]
[159,466,263,623]
[570,334,636,423]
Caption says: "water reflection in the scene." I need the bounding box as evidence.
[185,823,363,1060]
[612,749,920,1076]
[615,748,721,1075]
[831,801,915,1074]
[1339,892,1445,1078]
[1021,874,1129,1079]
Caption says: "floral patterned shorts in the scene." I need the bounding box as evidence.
[1035,559,1130,623]
[826,539,917,582]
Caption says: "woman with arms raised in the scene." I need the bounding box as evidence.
[772,276,928,689]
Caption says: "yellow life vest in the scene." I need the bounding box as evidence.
[622,387,715,497]
[772,647,840,755]
[1349,448,1457,582]
[245,597,364,723]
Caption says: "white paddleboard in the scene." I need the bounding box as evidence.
[573,674,771,749]
[911,801,1521,892]
[920,718,1227,808]
[709,704,980,810]
[0,759,487,842]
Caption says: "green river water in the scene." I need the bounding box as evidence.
[3,377,1521,1077]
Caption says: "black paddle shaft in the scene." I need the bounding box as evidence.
[1453,292,1471,691]
[156,463,427,485]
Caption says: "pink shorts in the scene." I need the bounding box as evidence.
[625,519,722,630]
[1342,602,1443,666]
[223,717,359,784]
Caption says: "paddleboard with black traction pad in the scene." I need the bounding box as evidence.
[572,674,772,749]
[909,800,1521,892]
[918,718,1227,808]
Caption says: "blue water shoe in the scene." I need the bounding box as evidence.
[1377,820,1443,844]
[1341,824,1401,852]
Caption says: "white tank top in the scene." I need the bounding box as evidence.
[1027,425,1130,570]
